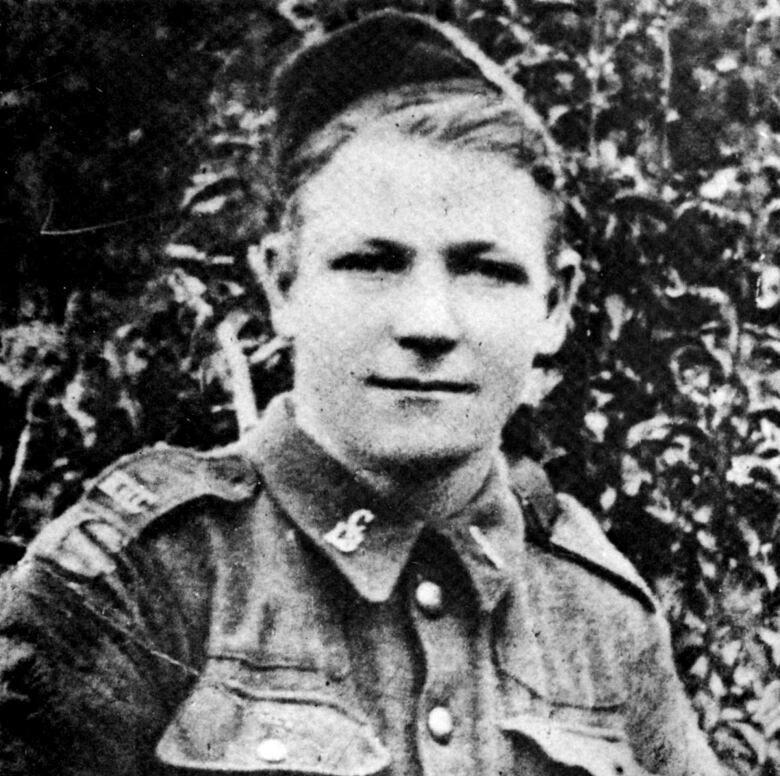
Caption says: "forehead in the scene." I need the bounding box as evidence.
[294,134,553,257]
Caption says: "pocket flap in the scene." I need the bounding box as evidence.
[156,683,390,775]
[500,714,655,776]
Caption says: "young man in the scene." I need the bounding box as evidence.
[0,10,723,776]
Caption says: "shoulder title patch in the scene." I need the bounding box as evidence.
[97,469,159,514]
[29,445,259,578]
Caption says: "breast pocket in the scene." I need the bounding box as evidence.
[494,589,654,776]
[156,678,390,775]
[500,714,656,776]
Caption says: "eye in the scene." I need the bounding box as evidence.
[329,249,407,274]
[447,242,531,286]
[455,256,530,285]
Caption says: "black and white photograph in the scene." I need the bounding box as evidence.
[1,1,778,774]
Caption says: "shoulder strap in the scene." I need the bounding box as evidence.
[551,494,656,612]
[28,444,259,577]
[508,457,656,612]
[507,456,560,543]
[85,444,259,530]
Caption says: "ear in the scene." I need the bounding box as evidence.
[247,231,298,338]
[538,247,583,355]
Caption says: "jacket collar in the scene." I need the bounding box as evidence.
[241,394,520,611]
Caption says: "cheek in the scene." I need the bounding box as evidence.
[469,294,549,352]
[290,289,373,375]
[289,280,348,338]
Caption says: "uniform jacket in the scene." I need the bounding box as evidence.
[0,394,723,776]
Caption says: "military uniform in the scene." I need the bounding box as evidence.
[0,394,722,776]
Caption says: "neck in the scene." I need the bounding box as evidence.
[355,448,497,522]
[294,404,498,522]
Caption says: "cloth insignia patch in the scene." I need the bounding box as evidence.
[97,469,159,514]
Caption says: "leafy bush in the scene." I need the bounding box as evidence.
[3,0,780,772]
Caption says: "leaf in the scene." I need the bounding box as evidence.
[696,530,717,552]
[604,294,630,341]
[620,454,652,496]
[180,166,237,208]
[192,195,228,215]
[727,455,772,487]
[752,680,780,737]
[625,415,673,447]
[714,54,739,74]
[709,670,727,698]
[761,564,779,593]
[756,265,780,310]
[645,503,677,525]
[164,243,208,262]
[548,105,570,125]
[754,0,780,23]
[730,722,768,764]
[759,630,780,667]
[699,556,718,580]
[733,663,758,689]
[599,487,617,511]
[721,640,741,666]
[584,411,608,442]
[699,167,740,200]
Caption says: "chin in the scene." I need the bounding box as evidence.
[352,425,490,470]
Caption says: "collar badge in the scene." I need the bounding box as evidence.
[324,508,375,553]
[469,525,505,569]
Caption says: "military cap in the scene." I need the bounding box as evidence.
[271,10,495,183]
[270,9,560,193]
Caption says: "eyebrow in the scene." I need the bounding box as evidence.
[446,240,531,284]
[337,238,529,279]
[362,238,414,258]
[363,239,506,259]
[445,241,500,261]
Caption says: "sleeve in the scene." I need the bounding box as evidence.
[0,519,206,776]
[625,608,728,776]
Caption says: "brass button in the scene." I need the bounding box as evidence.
[415,580,443,617]
[256,738,287,763]
[427,706,453,743]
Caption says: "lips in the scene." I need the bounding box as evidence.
[366,375,478,393]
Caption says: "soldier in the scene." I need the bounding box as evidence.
[0,9,725,776]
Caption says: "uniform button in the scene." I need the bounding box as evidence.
[427,706,454,743]
[256,738,287,763]
[415,580,444,617]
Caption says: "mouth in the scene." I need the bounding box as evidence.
[366,376,478,394]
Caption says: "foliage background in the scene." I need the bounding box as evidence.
[2,0,780,772]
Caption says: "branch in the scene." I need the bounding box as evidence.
[40,205,172,236]
[659,3,673,173]
[215,314,259,435]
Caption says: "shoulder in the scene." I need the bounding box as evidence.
[25,443,260,578]
[549,493,657,612]
[508,456,656,613]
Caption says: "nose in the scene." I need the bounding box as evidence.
[392,260,460,359]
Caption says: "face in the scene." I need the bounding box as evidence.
[262,134,574,469]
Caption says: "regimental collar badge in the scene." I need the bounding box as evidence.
[323,508,375,553]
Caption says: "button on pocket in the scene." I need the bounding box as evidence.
[256,738,288,764]
[427,706,453,743]
[157,682,390,775]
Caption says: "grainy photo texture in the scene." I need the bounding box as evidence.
[0,1,778,774]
